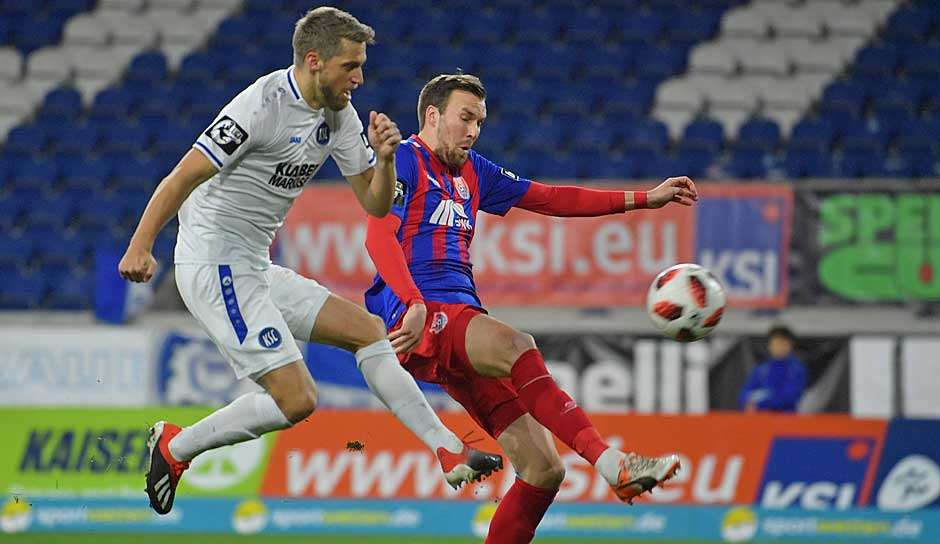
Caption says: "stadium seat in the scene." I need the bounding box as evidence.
[786,147,833,178]
[682,118,725,152]
[620,10,663,43]
[0,269,45,309]
[737,117,781,151]
[3,125,48,156]
[0,234,34,265]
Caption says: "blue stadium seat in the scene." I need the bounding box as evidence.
[11,157,57,193]
[73,194,120,230]
[535,153,578,179]
[821,80,867,112]
[0,197,25,231]
[570,121,617,152]
[598,82,655,117]
[0,234,34,265]
[580,48,630,85]
[98,122,153,155]
[53,123,100,156]
[574,149,608,178]
[789,119,834,150]
[619,11,662,43]
[33,233,88,266]
[126,51,168,86]
[884,7,933,41]
[682,118,725,152]
[38,87,83,121]
[515,10,564,44]
[14,17,63,54]
[836,149,886,178]
[853,45,899,78]
[90,87,136,120]
[0,269,45,309]
[903,44,940,79]
[563,10,611,44]
[622,119,669,153]
[213,16,261,48]
[461,11,509,44]
[668,10,720,42]
[179,52,222,84]
[897,143,938,177]
[29,195,74,230]
[59,158,111,192]
[635,43,688,80]
[737,118,781,151]
[839,122,885,154]
[4,125,48,156]
[728,149,768,179]
[45,269,93,309]
[676,148,717,178]
[516,121,566,154]
[596,154,641,179]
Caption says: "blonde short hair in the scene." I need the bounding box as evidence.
[292,7,375,66]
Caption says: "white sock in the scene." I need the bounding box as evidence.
[168,391,290,462]
[596,448,625,486]
[356,339,463,454]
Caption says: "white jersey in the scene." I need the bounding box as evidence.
[176,67,375,268]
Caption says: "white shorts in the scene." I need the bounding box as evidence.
[175,263,331,380]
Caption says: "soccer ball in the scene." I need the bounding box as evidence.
[647,263,726,342]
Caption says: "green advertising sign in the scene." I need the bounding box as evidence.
[0,408,271,499]
[818,193,940,301]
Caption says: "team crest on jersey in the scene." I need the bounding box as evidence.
[430,312,448,334]
[393,179,407,206]
[315,122,331,145]
[453,176,470,199]
[206,116,248,155]
[500,167,520,181]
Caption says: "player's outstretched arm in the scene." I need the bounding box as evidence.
[118,150,218,282]
[514,177,698,217]
[345,111,401,217]
[365,215,426,354]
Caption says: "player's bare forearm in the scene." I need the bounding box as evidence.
[365,156,396,216]
[128,150,217,250]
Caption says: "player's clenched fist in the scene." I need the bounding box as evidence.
[368,110,402,161]
[646,176,698,209]
[118,245,157,283]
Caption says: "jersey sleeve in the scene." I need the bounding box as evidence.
[193,86,270,170]
[331,103,377,177]
[390,144,418,220]
[475,154,532,216]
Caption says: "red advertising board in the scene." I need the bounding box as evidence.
[260,411,886,506]
[279,182,792,307]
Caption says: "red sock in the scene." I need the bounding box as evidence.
[510,349,609,464]
[485,478,558,544]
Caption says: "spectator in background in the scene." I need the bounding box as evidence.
[739,325,807,412]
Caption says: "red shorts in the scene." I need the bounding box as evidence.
[391,301,527,438]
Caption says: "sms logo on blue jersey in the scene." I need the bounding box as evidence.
[758,437,876,510]
[695,186,791,308]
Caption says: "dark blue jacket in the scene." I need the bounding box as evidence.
[739,355,807,412]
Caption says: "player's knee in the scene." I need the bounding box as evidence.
[367,314,387,343]
[353,313,388,349]
[521,458,566,490]
[507,332,537,362]
[280,382,318,424]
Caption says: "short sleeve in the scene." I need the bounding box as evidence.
[331,103,376,177]
[193,87,267,170]
[390,144,418,220]
[475,154,532,216]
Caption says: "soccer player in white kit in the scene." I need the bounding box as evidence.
[118,7,502,515]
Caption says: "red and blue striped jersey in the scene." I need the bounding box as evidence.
[365,135,531,329]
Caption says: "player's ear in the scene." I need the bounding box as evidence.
[303,50,323,73]
[425,105,439,128]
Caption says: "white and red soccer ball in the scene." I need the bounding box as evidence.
[647,263,726,342]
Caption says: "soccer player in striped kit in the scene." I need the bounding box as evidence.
[365,74,697,543]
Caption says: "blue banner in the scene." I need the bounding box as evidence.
[5,497,940,541]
